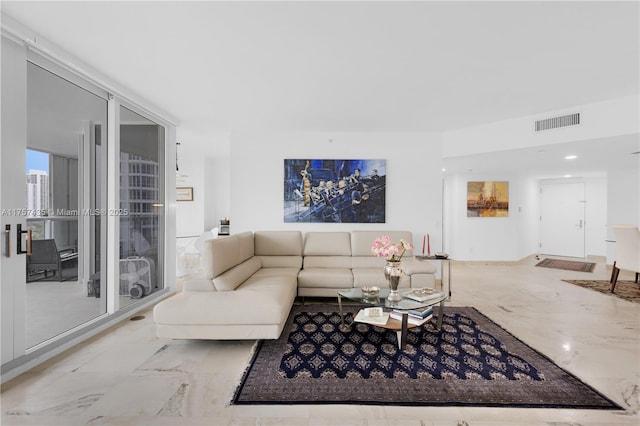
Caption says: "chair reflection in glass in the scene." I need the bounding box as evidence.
[26,239,78,282]
[610,224,640,293]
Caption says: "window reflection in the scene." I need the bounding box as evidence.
[119,106,165,307]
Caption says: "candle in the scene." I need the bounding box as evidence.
[422,235,426,255]
[427,234,431,256]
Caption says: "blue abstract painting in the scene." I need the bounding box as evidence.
[284,159,386,223]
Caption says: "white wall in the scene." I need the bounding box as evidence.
[228,132,444,252]
[175,129,231,236]
[444,173,539,261]
[606,167,640,263]
[519,177,540,258]
[585,176,607,257]
[175,152,204,238]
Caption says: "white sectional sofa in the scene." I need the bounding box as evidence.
[153,230,437,340]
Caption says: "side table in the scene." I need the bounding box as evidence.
[415,256,452,298]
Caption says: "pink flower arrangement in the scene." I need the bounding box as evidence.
[371,235,413,262]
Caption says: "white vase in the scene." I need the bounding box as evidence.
[384,261,403,302]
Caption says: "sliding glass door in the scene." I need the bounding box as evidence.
[24,61,108,348]
[118,106,165,308]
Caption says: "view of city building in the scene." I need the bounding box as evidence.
[26,169,49,216]
[120,152,160,260]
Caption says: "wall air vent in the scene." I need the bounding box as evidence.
[535,113,580,132]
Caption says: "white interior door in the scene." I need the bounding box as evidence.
[539,182,586,258]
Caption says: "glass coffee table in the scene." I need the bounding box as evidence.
[337,287,447,350]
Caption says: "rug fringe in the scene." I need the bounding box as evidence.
[226,339,262,406]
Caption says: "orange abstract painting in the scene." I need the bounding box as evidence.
[467,181,509,217]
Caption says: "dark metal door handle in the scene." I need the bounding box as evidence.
[16,224,31,255]
[4,225,10,258]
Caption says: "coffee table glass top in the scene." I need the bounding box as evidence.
[338,287,447,311]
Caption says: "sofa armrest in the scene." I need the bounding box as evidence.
[183,278,216,292]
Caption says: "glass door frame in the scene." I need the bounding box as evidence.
[108,98,172,314]
[25,51,110,344]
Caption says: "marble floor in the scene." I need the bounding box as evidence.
[2,255,639,425]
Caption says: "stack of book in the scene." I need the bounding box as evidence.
[403,288,443,302]
[354,309,389,326]
[389,306,433,325]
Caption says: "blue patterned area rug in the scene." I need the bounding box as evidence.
[231,304,621,409]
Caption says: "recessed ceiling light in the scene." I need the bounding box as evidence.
[564,155,577,160]
[441,168,446,172]
[564,174,573,178]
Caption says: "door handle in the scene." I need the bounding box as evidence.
[4,225,10,258]
[16,224,31,255]
[576,219,583,229]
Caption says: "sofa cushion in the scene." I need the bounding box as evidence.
[208,236,238,278]
[303,255,352,269]
[352,268,411,289]
[213,256,261,291]
[255,231,303,256]
[303,232,352,256]
[236,232,255,263]
[402,258,437,274]
[200,238,215,279]
[257,256,303,269]
[252,267,301,279]
[205,232,255,279]
[183,278,216,292]
[298,268,353,289]
[351,256,386,269]
[351,230,414,257]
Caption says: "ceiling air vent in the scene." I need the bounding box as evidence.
[535,113,580,132]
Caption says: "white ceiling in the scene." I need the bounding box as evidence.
[443,134,640,178]
[2,1,639,177]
